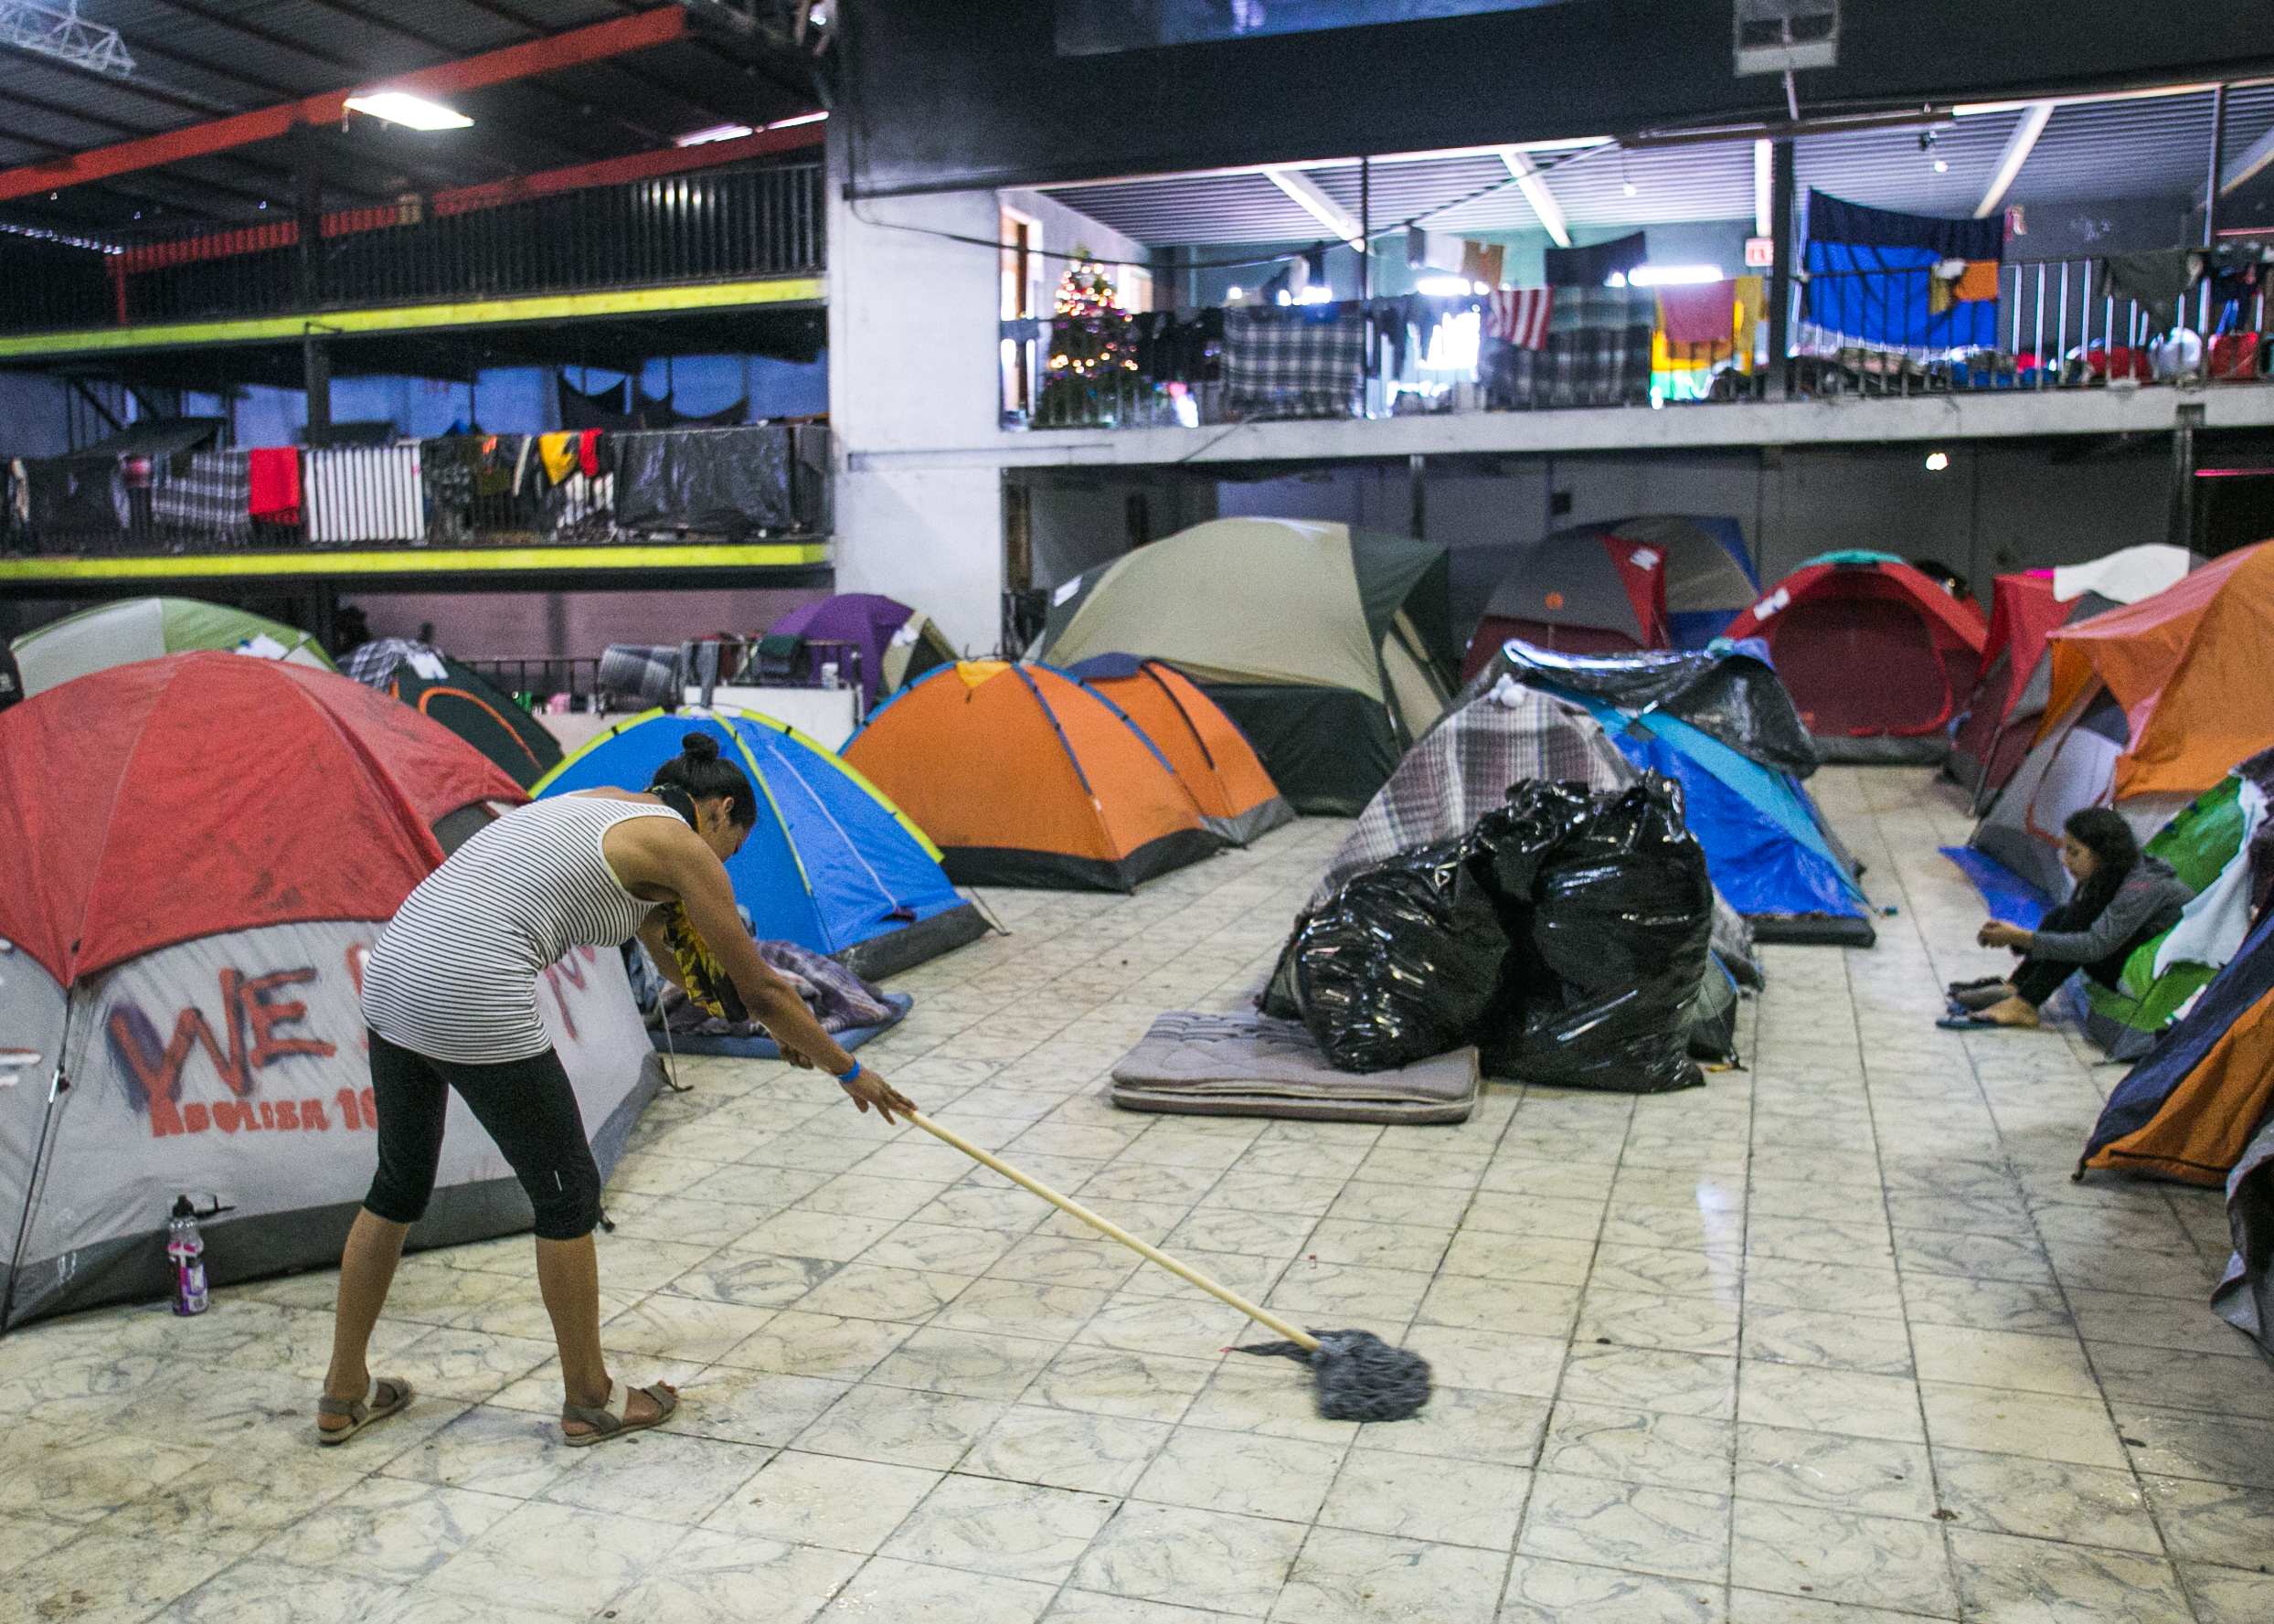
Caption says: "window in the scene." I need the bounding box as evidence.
[1001,207,1045,419]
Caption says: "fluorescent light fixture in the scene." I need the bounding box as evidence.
[344,92,473,131]
[677,122,753,146]
[1415,274,1477,295]
[1623,264,1726,286]
[768,111,827,128]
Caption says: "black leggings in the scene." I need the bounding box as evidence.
[362,1030,603,1242]
[2010,897,2162,1010]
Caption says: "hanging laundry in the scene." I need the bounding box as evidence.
[247,447,302,525]
[1544,232,1648,288]
[1954,260,2001,302]
[152,451,251,538]
[577,429,603,479]
[1484,288,1553,349]
[1656,281,1738,345]
[1220,303,1368,420]
[1405,229,1466,274]
[1461,240,1505,289]
[537,431,579,485]
[1806,191,2002,259]
[2099,249,2194,335]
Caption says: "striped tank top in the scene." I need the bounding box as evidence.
[362,796,679,1064]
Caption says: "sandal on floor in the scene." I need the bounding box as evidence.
[315,1376,413,1446]
[1946,975,2007,994]
[561,1381,678,1447]
[1937,1014,2007,1030]
[1950,985,2014,1012]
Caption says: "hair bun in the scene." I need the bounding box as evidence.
[681,731,720,762]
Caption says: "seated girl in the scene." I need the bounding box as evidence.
[1942,808,2194,1030]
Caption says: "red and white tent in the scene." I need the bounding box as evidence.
[0,653,658,1330]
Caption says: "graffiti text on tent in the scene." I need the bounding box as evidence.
[108,967,341,1139]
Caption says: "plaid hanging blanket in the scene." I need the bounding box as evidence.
[1484,286,1653,409]
[1221,303,1366,420]
[1308,681,1635,908]
[151,451,250,537]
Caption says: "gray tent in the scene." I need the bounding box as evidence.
[1030,518,1457,815]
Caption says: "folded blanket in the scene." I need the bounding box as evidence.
[1111,1011,1479,1124]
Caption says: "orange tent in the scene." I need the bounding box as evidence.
[2043,541,2274,799]
[841,661,1220,891]
[1068,655,1294,846]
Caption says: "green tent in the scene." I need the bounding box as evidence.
[2080,775,2257,1058]
[10,597,334,699]
[342,638,564,790]
[1029,518,1456,815]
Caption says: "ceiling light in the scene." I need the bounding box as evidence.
[1933,158,1949,173]
[767,111,828,129]
[1226,285,1242,300]
[1625,264,1725,286]
[1622,182,1637,196]
[1925,450,1950,471]
[1416,274,1477,295]
[345,92,473,131]
[676,122,753,146]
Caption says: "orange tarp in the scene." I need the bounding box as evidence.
[2087,983,2274,1185]
[843,663,1210,889]
[2043,541,2274,798]
[1085,662,1281,823]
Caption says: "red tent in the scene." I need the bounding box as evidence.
[1719,555,1987,761]
[1949,571,2073,798]
[0,652,523,990]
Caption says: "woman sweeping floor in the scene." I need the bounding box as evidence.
[318,733,915,1446]
[1941,807,2194,1031]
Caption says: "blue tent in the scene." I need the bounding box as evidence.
[533,706,987,980]
[1566,698,1875,945]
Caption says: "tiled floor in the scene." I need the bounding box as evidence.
[7,767,2274,1623]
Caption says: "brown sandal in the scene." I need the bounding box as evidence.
[315,1376,413,1446]
[561,1380,678,1447]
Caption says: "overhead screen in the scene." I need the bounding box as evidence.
[1057,0,1584,56]
[841,0,2274,197]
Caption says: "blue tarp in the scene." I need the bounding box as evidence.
[1803,241,2001,354]
[1939,845,2050,929]
[1557,690,1868,925]
[536,708,971,961]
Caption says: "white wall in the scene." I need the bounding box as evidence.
[824,128,1151,654]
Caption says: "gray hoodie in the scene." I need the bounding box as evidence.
[2032,854,2194,966]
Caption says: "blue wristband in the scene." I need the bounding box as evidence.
[835,1059,862,1085]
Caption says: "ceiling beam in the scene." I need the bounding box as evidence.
[2211,122,2274,201]
[1259,165,1362,246]
[1974,101,2053,219]
[1498,147,1569,248]
[0,7,695,202]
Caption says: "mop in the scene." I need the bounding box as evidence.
[905,1111,1432,1422]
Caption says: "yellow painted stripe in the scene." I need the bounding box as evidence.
[0,542,830,583]
[0,277,825,359]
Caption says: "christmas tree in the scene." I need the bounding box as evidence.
[1039,248,1139,424]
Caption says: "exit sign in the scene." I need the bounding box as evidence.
[1744,237,1776,269]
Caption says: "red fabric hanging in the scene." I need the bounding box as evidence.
[577,429,603,479]
[0,653,524,988]
[1657,281,1737,345]
[247,447,302,525]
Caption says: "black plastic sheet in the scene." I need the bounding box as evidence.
[1289,838,1507,1074]
[1474,641,1820,779]
[1475,775,1713,1093]
[613,428,792,537]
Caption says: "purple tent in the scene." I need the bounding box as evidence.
[768,594,959,708]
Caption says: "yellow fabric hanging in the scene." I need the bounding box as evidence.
[537,431,579,485]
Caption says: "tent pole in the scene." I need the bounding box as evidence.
[1,1007,72,1332]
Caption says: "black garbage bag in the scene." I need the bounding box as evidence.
[1287,838,1508,1073]
[1475,774,1713,1092]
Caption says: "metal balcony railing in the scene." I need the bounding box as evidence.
[1003,257,2272,430]
[1,423,832,558]
[0,163,826,335]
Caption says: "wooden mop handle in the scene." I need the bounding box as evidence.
[904,1110,1321,1353]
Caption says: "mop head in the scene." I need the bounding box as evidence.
[1236,1330,1433,1421]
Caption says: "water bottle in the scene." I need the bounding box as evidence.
[167,1196,207,1316]
[820,660,839,691]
